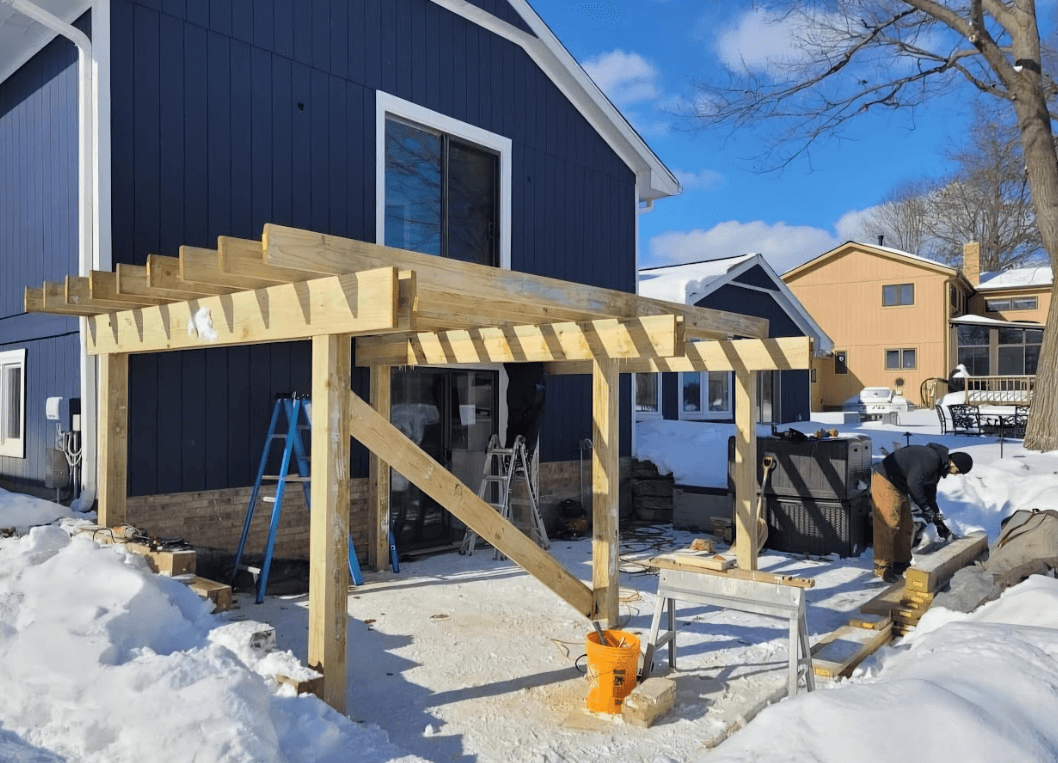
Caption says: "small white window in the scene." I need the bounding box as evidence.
[0,349,26,458]
[678,371,732,420]
[634,373,661,418]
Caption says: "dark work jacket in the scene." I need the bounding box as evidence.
[873,443,950,516]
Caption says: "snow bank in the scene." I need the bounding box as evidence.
[0,526,426,763]
[0,488,75,534]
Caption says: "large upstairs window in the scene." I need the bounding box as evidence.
[377,93,511,268]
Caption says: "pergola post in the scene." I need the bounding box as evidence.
[97,352,128,528]
[733,370,759,570]
[591,357,620,626]
[368,364,392,570]
[308,334,352,712]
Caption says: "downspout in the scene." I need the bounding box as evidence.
[4,0,98,510]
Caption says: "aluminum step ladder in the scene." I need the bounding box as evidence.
[459,434,550,558]
[231,394,364,603]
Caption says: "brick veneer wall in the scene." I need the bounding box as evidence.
[124,458,631,564]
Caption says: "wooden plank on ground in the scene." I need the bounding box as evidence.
[905,534,989,593]
[87,268,404,355]
[811,622,893,679]
[345,389,594,618]
[187,576,233,612]
[858,581,907,617]
[263,224,768,340]
[543,337,813,375]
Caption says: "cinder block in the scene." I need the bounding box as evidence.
[621,677,676,728]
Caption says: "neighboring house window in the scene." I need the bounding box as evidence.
[986,296,1038,312]
[998,327,1043,375]
[956,324,989,376]
[377,93,512,268]
[634,373,661,417]
[885,348,917,370]
[679,371,731,420]
[758,371,779,424]
[882,283,914,306]
[834,350,848,375]
[0,349,26,459]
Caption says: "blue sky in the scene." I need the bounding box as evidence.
[528,1,977,273]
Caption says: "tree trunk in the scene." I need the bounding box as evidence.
[1008,15,1058,451]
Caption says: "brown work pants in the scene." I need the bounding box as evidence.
[871,472,913,568]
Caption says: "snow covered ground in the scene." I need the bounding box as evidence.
[2,409,1058,761]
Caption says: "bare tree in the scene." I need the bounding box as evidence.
[860,104,1044,267]
[698,0,1058,451]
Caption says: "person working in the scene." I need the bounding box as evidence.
[871,443,973,584]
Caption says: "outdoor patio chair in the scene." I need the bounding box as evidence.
[936,405,949,435]
[948,404,981,435]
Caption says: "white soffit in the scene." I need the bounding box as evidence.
[0,0,92,84]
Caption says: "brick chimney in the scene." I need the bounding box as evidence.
[962,242,981,285]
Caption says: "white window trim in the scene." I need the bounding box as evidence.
[375,91,512,270]
[633,372,662,420]
[678,371,733,421]
[0,349,27,459]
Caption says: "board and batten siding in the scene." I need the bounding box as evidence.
[0,15,86,488]
[110,0,636,495]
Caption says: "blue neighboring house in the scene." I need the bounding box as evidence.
[637,253,832,427]
[0,0,684,555]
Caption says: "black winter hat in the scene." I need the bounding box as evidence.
[949,452,973,474]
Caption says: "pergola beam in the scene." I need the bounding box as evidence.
[542,337,813,374]
[263,224,768,340]
[86,268,407,355]
[355,315,684,366]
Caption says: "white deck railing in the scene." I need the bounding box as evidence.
[960,375,1035,406]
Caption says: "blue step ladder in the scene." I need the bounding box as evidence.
[232,394,366,603]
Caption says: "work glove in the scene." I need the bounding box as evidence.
[934,518,952,540]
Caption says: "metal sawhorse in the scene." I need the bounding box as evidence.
[641,558,815,698]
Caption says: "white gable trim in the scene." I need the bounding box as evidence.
[426,0,680,202]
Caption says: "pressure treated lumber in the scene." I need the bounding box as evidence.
[811,622,893,679]
[97,353,128,528]
[345,389,594,618]
[90,270,169,306]
[87,268,404,355]
[732,371,758,570]
[646,554,814,588]
[355,315,683,366]
[263,224,768,340]
[146,255,236,295]
[592,358,620,626]
[308,334,351,713]
[905,533,989,593]
[117,263,225,301]
[542,336,813,375]
[368,364,392,571]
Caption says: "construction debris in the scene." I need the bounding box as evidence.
[621,677,676,728]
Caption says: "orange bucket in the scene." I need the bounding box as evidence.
[585,629,640,713]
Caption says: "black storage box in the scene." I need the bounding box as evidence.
[763,493,872,558]
[728,434,873,500]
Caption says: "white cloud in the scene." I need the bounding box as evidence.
[583,49,662,108]
[714,8,845,76]
[673,168,725,191]
[646,220,840,274]
[835,206,881,242]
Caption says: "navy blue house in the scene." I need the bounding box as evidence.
[0,0,683,555]
[637,254,832,426]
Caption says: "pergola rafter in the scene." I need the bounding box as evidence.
[23,225,811,713]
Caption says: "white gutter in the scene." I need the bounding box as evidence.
[4,0,99,510]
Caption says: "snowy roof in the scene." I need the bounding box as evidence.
[639,253,834,353]
[977,265,1054,290]
[638,254,757,303]
[950,314,1043,328]
[784,240,957,278]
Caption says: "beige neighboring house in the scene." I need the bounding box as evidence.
[782,240,1050,411]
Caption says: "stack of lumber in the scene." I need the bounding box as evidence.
[74,522,233,611]
[859,533,989,636]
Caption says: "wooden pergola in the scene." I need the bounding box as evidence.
[24,224,812,711]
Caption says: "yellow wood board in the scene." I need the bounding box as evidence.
[811,623,893,679]
[905,534,989,593]
[87,268,403,355]
[646,554,814,588]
